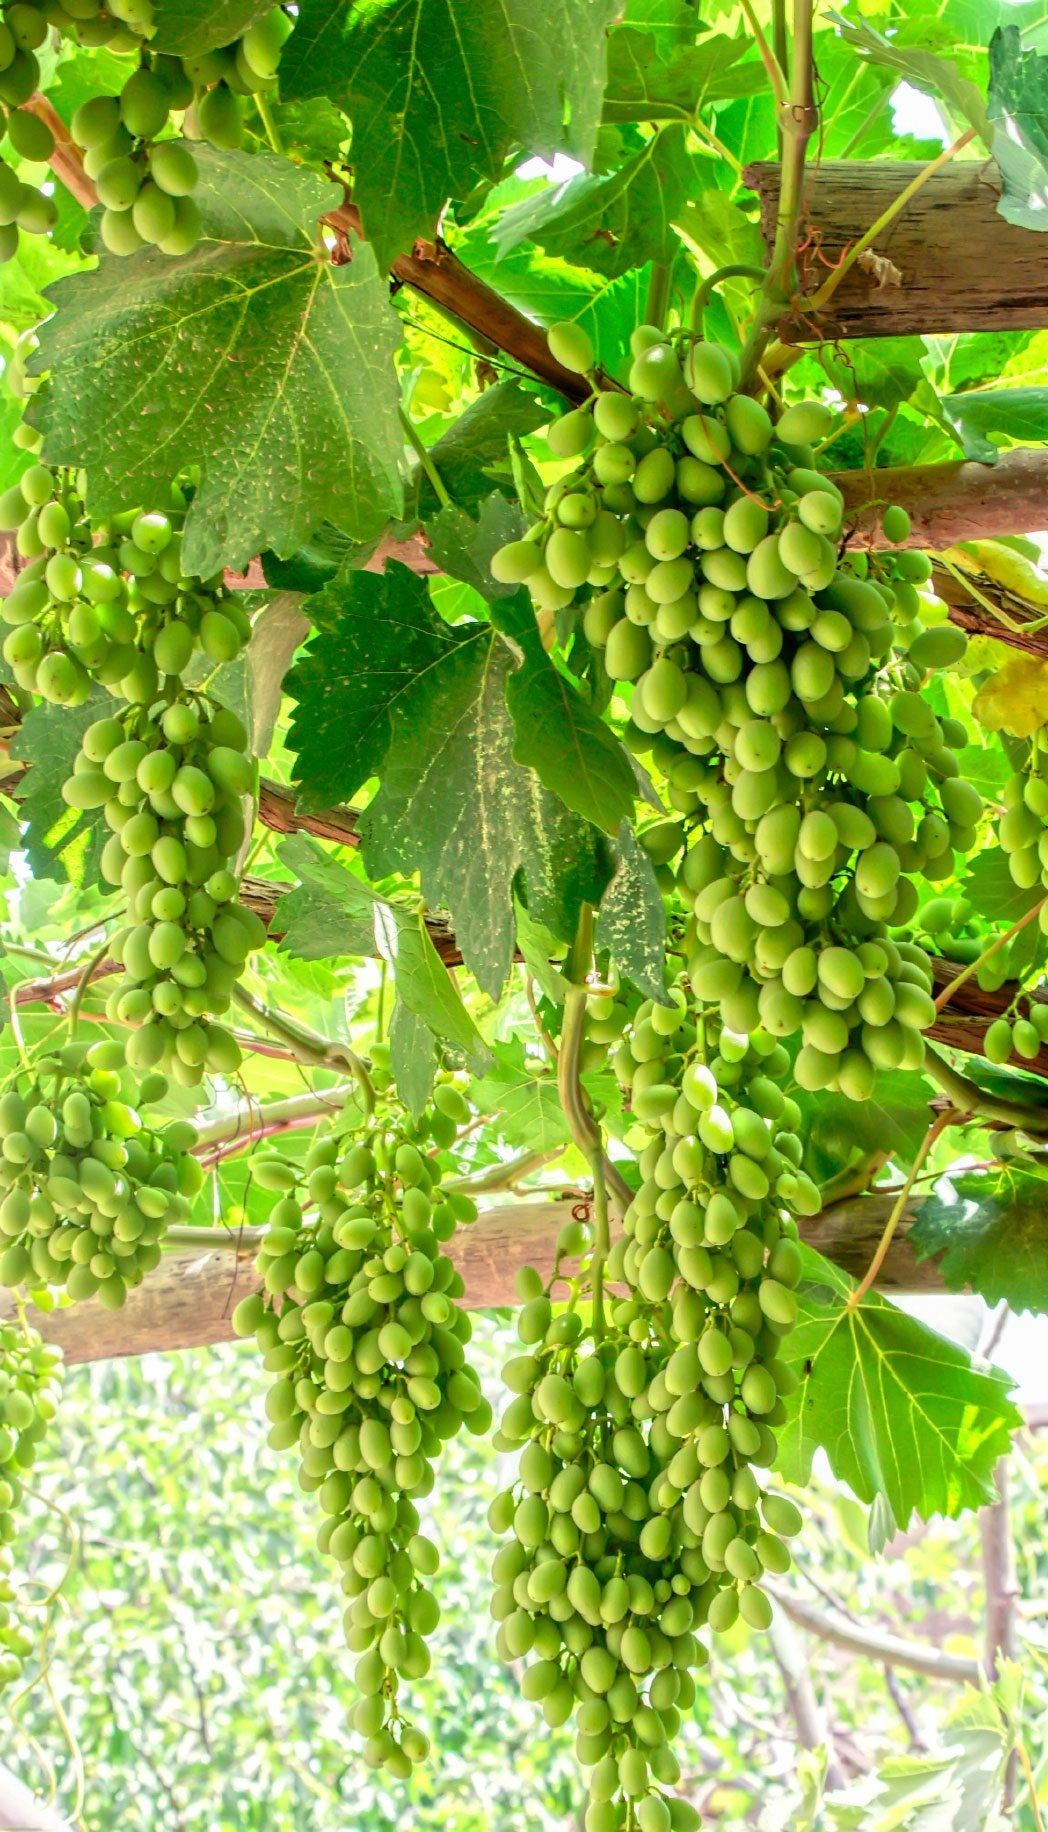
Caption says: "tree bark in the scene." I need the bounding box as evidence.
[766,1584,982,1684]
[837,451,1048,553]
[0,1192,943,1367]
[747,159,1048,338]
[766,1611,847,1790]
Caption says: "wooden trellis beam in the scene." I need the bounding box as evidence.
[747,159,1048,338]
[0,1190,942,1366]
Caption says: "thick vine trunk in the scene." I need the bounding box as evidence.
[747,160,1048,338]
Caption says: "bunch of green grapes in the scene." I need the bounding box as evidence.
[493,322,979,1100]
[233,1083,491,1779]
[9,0,292,256]
[0,1317,62,1688]
[0,1037,202,1307]
[491,1248,707,1832]
[999,735,1048,906]
[0,457,265,1083]
[609,995,808,1600]
[0,68,60,265]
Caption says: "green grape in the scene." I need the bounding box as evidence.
[240,1083,483,1776]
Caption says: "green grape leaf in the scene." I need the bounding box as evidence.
[817,337,927,410]
[280,0,618,271]
[28,148,404,577]
[470,1036,617,1154]
[146,0,272,55]
[794,1070,937,1184]
[941,387,1048,461]
[829,14,991,140]
[595,823,667,1002]
[494,124,696,279]
[244,594,308,761]
[988,25,1048,233]
[778,1247,1021,1528]
[286,563,471,808]
[276,835,489,1070]
[498,598,637,838]
[426,495,526,599]
[960,846,1042,922]
[910,1166,1048,1313]
[420,382,549,516]
[388,998,438,1117]
[603,27,764,122]
[9,694,112,888]
[360,622,609,998]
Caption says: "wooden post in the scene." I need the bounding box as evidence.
[746,160,1048,338]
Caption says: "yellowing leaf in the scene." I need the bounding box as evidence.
[972,653,1048,736]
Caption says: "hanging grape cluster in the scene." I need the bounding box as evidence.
[0,445,265,1085]
[0,67,58,268]
[0,1036,202,1307]
[234,1081,491,1779]
[493,322,981,1101]
[13,1,291,256]
[491,987,810,1831]
[0,1316,61,1688]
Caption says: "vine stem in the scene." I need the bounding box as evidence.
[7,982,31,1075]
[67,937,112,1039]
[191,1086,354,1152]
[847,1108,956,1308]
[925,1044,1048,1138]
[738,0,788,109]
[689,263,765,332]
[644,260,673,332]
[800,126,977,314]
[398,406,452,510]
[933,897,1047,1013]
[230,983,375,1114]
[739,0,816,387]
[555,905,632,1220]
[1018,1740,1046,1832]
[254,91,284,155]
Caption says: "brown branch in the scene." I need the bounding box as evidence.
[837,450,1048,555]
[765,1584,982,1685]
[0,1191,961,1367]
[766,1611,846,1791]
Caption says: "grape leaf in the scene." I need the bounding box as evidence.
[829,13,991,140]
[960,846,1042,923]
[603,28,764,123]
[420,382,549,516]
[426,495,525,599]
[244,594,308,761]
[910,1166,1048,1313]
[778,1247,1021,1528]
[147,0,272,55]
[360,623,609,998]
[9,694,112,887]
[793,1069,937,1184]
[276,835,489,1070]
[470,1036,617,1154]
[988,25,1048,233]
[817,337,927,410]
[494,124,696,279]
[942,387,1048,461]
[498,598,638,838]
[286,564,471,809]
[28,149,404,577]
[388,999,438,1117]
[281,0,618,271]
[595,823,667,1002]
